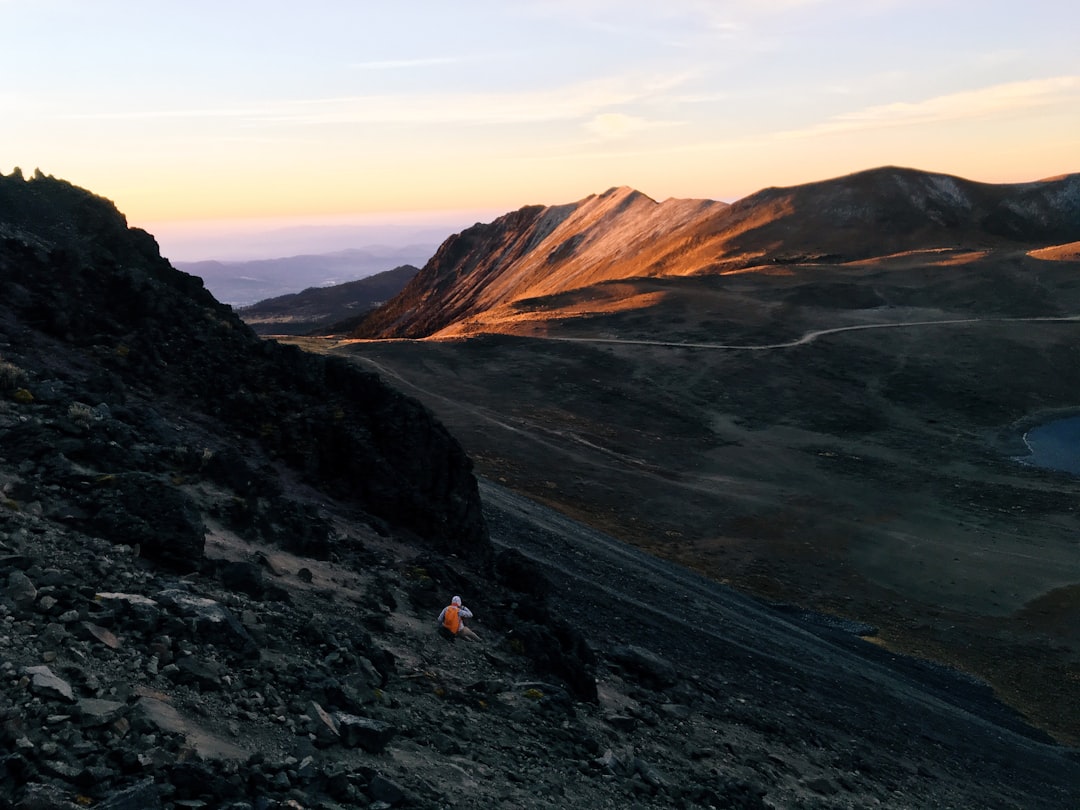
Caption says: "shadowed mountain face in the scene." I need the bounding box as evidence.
[0,171,486,560]
[350,167,1080,339]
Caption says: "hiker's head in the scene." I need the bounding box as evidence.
[451,595,462,606]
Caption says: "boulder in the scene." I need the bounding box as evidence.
[154,589,256,656]
[609,644,679,689]
[86,474,205,571]
[334,713,396,753]
[170,656,223,691]
[6,570,36,605]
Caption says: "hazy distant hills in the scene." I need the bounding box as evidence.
[238,264,419,335]
[349,166,1080,339]
[176,245,436,307]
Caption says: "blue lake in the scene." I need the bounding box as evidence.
[1018,415,1080,475]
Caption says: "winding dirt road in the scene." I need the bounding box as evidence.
[538,314,1080,351]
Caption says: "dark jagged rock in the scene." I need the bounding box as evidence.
[85,473,206,571]
[334,713,396,752]
[23,666,75,703]
[154,589,257,657]
[0,170,489,563]
[218,560,266,599]
[506,607,598,702]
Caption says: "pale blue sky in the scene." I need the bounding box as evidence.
[3,0,1078,259]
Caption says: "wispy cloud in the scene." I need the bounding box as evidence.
[583,113,680,140]
[61,73,693,129]
[776,76,1080,139]
[349,56,466,71]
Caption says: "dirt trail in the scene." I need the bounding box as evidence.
[538,314,1080,351]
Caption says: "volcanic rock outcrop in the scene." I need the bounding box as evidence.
[0,171,484,560]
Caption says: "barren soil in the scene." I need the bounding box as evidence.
[283,250,1080,747]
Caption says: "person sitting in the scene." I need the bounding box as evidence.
[438,595,480,642]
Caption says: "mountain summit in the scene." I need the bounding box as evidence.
[352,167,1080,339]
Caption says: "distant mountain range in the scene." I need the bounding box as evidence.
[343,166,1080,339]
[176,245,436,307]
[238,264,419,335]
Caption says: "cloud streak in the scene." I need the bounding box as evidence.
[776,76,1080,139]
[583,112,681,140]
[60,73,693,129]
[349,56,467,71]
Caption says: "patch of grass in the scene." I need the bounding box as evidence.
[68,402,95,426]
[0,360,27,393]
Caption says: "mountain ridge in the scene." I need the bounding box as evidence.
[350,166,1080,339]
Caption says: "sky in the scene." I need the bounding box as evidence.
[3,0,1079,260]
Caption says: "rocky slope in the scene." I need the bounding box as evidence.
[2,169,1079,809]
[350,167,1080,339]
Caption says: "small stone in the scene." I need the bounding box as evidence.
[76,698,127,727]
[24,664,76,702]
[271,770,292,790]
[36,594,58,613]
[6,570,36,605]
[81,621,121,649]
[307,700,339,745]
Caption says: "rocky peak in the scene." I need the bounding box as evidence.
[353,168,1080,340]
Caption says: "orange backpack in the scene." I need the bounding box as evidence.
[443,604,461,634]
